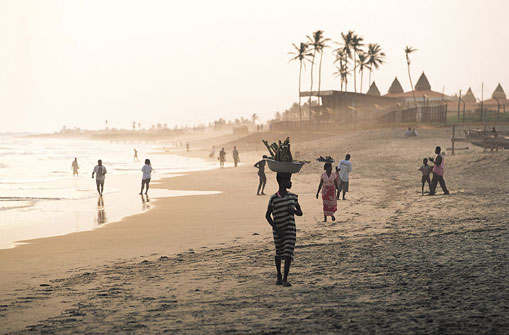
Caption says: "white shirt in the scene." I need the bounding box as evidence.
[93,165,107,181]
[142,164,152,180]
[337,160,352,182]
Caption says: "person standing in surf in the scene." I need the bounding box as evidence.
[316,162,338,222]
[140,159,153,195]
[265,173,303,287]
[71,157,79,177]
[233,146,240,167]
[218,148,226,168]
[92,160,107,196]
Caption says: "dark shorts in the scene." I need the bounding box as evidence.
[421,175,431,184]
[96,179,104,186]
[338,180,349,193]
[142,178,151,184]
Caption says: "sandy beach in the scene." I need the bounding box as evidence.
[1,126,509,334]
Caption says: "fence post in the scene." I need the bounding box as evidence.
[451,125,456,155]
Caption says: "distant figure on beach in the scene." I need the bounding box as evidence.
[316,162,338,222]
[412,128,418,136]
[254,156,267,195]
[186,142,190,152]
[140,159,153,195]
[418,158,432,195]
[428,146,449,196]
[265,173,303,287]
[133,148,139,162]
[490,127,499,151]
[405,127,412,137]
[218,148,226,168]
[233,146,240,167]
[337,154,352,200]
[71,157,79,177]
[92,160,107,196]
[209,145,216,158]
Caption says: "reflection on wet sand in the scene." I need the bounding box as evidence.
[141,194,151,211]
[95,196,107,225]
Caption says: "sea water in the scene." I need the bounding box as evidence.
[0,134,218,249]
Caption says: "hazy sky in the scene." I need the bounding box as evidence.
[1,0,508,132]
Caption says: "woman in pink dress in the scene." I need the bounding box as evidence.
[316,162,339,222]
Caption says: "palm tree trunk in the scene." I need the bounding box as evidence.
[318,51,323,106]
[407,64,417,107]
[309,50,316,121]
[368,69,372,87]
[298,60,302,122]
[360,69,364,93]
[353,53,357,93]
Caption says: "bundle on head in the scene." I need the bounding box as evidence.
[316,156,334,163]
[262,137,293,162]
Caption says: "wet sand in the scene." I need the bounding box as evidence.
[1,126,509,334]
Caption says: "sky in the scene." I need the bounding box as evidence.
[0,0,508,132]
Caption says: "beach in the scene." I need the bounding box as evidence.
[1,126,509,334]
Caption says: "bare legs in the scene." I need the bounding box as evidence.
[140,179,150,195]
[257,180,266,195]
[96,181,104,196]
[323,215,336,222]
[275,256,292,287]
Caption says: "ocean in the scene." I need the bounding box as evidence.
[0,134,218,249]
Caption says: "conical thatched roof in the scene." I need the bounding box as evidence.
[463,87,476,103]
[491,83,506,99]
[388,77,403,94]
[415,72,431,91]
[366,81,381,96]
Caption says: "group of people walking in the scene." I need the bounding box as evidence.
[72,155,154,197]
[217,146,240,168]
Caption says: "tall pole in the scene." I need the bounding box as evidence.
[480,82,484,122]
[457,89,462,120]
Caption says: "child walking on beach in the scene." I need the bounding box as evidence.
[418,158,432,195]
[265,173,303,287]
[140,159,153,195]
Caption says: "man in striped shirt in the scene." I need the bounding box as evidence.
[265,173,303,287]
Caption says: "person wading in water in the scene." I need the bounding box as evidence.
[429,146,449,196]
[265,173,303,287]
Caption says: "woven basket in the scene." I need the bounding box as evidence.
[265,159,304,173]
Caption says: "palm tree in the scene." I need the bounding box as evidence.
[339,31,354,91]
[351,33,364,93]
[251,113,258,124]
[356,51,370,93]
[333,48,349,91]
[307,30,330,108]
[339,31,363,93]
[405,45,418,107]
[333,64,350,92]
[367,43,385,86]
[289,42,312,122]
